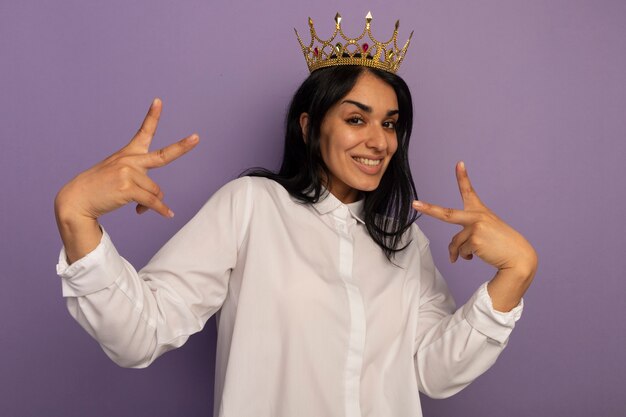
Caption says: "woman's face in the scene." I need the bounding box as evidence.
[303,72,399,203]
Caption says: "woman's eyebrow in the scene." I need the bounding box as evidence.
[341,99,399,117]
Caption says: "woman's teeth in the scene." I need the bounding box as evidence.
[353,157,381,166]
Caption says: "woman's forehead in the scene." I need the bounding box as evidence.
[340,73,398,112]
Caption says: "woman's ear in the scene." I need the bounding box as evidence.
[299,113,309,144]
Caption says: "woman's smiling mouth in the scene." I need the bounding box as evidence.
[352,156,384,174]
[352,156,382,166]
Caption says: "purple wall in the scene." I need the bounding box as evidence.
[1,1,625,416]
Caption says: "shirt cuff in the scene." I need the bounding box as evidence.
[462,281,524,345]
[56,227,125,298]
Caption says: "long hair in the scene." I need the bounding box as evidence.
[243,65,418,261]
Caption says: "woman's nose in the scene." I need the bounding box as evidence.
[366,125,388,152]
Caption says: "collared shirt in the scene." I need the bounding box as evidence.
[56,176,523,417]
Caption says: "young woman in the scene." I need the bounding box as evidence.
[54,16,537,417]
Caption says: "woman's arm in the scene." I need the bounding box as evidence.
[53,98,235,367]
[56,177,252,367]
[54,98,198,264]
[411,161,535,397]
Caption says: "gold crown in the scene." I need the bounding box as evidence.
[294,12,413,74]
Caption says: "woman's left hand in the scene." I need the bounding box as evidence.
[412,162,537,310]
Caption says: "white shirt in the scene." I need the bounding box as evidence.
[56,176,523,417]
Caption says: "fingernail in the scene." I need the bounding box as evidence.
[459,161,465,169]
[185,135,199,144]
[412,200,423,208]
[152,98,160,107]
[168,210,175,218]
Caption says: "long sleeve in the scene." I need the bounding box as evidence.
[56,177,253,368]
[412,228,523,399]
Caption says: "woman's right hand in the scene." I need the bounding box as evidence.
[54,98,199,263]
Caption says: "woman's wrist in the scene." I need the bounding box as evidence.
[55,193,103,264]
[487,264,536,312]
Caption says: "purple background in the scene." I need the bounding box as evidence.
[1,0,625,416]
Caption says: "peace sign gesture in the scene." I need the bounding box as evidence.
[56,98,198,219]
[412,162,537,310]
[54,98,199,263]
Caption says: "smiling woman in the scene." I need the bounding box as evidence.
[310,72,399,202]
[245,65,417,260]
[53,12,536,417]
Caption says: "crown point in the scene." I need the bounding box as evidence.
[366,11,373,23]
[335,12,342,25]
[308,17,314,27]
[395,20,400,30]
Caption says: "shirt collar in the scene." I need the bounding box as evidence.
[311,189,365,224]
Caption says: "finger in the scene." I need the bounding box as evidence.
[456,161,482,209]
[133,176,164,215]
[132,187,174,218]
[448,228,472,263]
[412,200,477,226]
[135,189,164,215]
[140,134,199,169]
[131,171,163,197]
[129,98,163,150]
[458,241,474,261]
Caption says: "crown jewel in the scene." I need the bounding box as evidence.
[295,12,413,74]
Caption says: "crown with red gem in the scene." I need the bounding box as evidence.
[294,12,413,74]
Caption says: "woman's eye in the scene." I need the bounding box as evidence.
[383,121,397,130]
[347,117,364,125]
